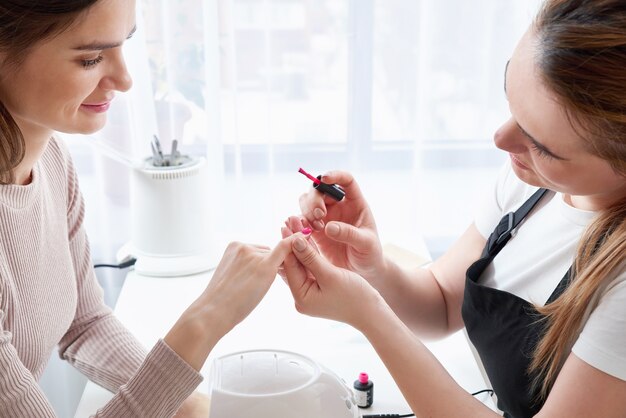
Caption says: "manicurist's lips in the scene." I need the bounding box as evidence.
[510,153,529,170]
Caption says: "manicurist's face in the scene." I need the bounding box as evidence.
[495,29,626,210]
[0,0,136,138]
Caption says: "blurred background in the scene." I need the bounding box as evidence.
[47,1,543,416]
[68,0,543,264]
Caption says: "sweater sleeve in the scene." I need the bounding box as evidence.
[93,339,204,417]
[0,310,58,417]
[55,141,203,416]
[57,142,147,391]
[1,317,200,418]
[0,139,202,418]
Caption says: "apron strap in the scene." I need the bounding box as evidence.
[481,187,574,305]
[546,266,573,304]
[484,188,550,257]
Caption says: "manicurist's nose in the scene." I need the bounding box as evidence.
[494,117,526,154]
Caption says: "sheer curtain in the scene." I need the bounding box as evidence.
[67,0,543,268]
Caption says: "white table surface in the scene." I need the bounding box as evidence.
[75,247,492,417]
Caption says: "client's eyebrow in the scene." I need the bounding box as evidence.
[73,25,137,51]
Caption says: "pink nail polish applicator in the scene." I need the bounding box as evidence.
[298,167,345,201]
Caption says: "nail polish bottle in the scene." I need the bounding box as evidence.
[353,372,373,408]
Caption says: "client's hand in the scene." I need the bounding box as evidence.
[175,392,211,418]
[165,236,300,372]
[199,238,296,337]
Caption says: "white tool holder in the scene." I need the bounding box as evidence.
[129,154,215,277]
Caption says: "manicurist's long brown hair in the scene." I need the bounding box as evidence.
[530,0,626,401]
[0,1,99,184]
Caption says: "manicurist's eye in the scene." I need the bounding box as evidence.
[516,123,560,161]
[81,55,104,69]
[530,142,554,160]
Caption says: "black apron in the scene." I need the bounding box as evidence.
[461,188,573,418]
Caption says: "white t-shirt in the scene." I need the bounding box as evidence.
[473,161,626,381]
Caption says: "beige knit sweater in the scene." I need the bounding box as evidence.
[0,137,202,417]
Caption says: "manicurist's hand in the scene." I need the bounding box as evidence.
[296,170,386,283]
[281,231,383,330]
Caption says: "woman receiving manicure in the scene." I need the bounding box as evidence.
[0,2,301,416]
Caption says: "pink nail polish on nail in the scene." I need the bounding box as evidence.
[301,227,312,235]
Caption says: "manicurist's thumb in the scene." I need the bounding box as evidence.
[291,236,334,282]
[325,221,372,252]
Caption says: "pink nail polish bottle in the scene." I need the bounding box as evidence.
[353,372,373,408]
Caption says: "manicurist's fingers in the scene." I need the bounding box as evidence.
[324,221,374,252]
[268,230,312,269]
[291,236,334,285]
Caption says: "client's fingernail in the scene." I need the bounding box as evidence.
[313,220,324,230]
[301,227,312,235]
[294,237,307,251]
[313,208,324,219]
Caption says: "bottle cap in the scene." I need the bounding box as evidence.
[297,168,345,201]
[358,372,369,384]
[313,175,345,201]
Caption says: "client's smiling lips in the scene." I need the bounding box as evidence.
[81,99,112,113]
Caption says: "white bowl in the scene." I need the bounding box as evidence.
[208,349,359,418]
